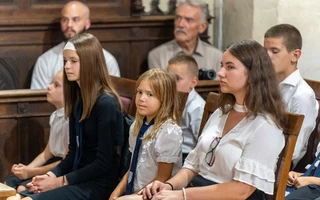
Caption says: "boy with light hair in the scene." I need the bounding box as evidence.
[167,54,205,161]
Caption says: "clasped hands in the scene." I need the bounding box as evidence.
[128,181,184,200]
[26,173,61,194]
[11,163,31,180]
[287,171,312,188]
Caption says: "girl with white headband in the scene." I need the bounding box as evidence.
[9,33,124,200]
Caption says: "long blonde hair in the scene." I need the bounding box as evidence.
[133,68,179,140]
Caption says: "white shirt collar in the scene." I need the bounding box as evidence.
[55,107,65,117]
[187,88,197,101]
[173,38,204,57]
[280,69,302,87]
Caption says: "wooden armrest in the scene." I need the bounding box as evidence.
[0,183,16,199]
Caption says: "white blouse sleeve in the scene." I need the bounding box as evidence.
[233,119,284,195]
[183,146,201,173]
[154,121,183,163]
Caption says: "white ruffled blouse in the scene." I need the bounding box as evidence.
[183,109,284,195]
[129,119,183,192]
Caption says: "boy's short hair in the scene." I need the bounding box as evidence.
[264,24,302,52]
[168,54,199,77]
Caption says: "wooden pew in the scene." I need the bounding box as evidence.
[195,80,220,100]
[294,79,320,172]
[0,89,54,182]
[268,113,304,200]
[0,78,218,183]
[0,183,15,200]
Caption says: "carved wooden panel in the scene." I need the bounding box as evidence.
[0,0,130,24]
[0,119,17,182]
[0,15,175,88]
[18,117,50,164]
[0,59,18,90]
[32,0,65,3]
[0,0,16,5]
[0,90,55,181]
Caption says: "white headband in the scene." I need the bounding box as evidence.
[64,41,76,51]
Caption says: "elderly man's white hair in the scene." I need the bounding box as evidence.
[176,0,208,24]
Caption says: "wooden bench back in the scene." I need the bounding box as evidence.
[198,92,220,138]
[110,76,137,116]
[294,79,320,172]
[268,113,304,200]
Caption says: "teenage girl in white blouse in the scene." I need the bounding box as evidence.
[120,40,287,200]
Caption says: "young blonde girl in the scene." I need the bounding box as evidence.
[110,68,183,199]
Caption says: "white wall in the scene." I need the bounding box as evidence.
[277,0,320,80]
[221,0,320,80]
[222,0,254,47]
[142,0,215,44]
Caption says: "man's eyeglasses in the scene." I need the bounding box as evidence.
[205,137,221,166]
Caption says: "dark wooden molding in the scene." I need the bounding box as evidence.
[0,0,131,23]
[131,0,145,16]
[0,59,18,90]
[145,0,164,16]
[196,80,220,99]
[0,15,175,88]
[166,0,177,15]
[0,89,55,181]
[0,89,48,99]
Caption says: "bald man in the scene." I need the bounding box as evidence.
[31,1,120,89]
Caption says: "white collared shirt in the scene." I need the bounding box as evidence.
[48,107,69,157]
[279,69,319,168]
[180,88,205,153]
[129,119,183,192]
[148,38,222,79]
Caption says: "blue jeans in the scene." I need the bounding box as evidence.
[286,185,320,200]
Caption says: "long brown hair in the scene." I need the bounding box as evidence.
[63,33,122,120]
[133,68,180,140]
[219,39,286,128]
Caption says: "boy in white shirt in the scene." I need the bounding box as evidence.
[167,54,205,161]
[264,24,319,168]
